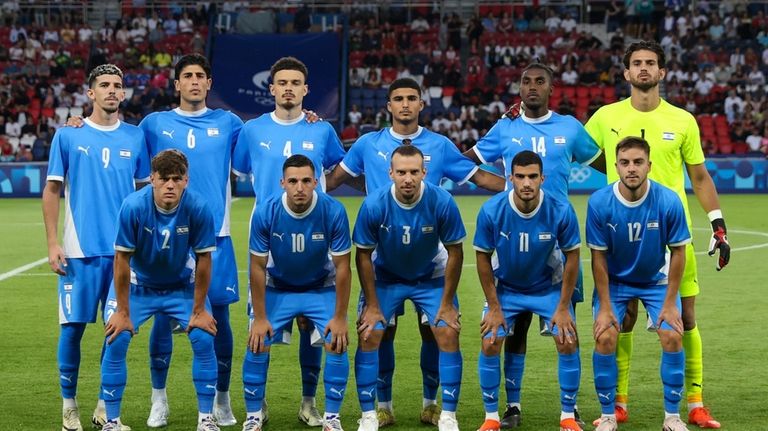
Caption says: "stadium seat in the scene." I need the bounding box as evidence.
[733,142,748,155]
[361,88,375,100]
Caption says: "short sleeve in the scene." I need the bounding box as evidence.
[190,200,216,253]
[441,138,480,185]
[665,193,692,247]
[571,122,602,166]
[585,196,608,250]
[584,110,606,151]
[557,203,581,251]
[472,205,495,253]
[681,114,706,165]
[323,125,346,171]
[114,200,138,252]
[232,123,252,176]
[329,202,352,255]
[437,195,466,245]
[352,198,378,249]
[134,134,151,181]
[472,119,504,164]
[339,138,364,177]
[46,130,67,181]
[229,112,244,153]
[248,204,271,256]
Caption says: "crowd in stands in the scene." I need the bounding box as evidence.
[2,1,768,164]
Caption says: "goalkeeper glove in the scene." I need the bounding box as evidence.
[707,216,730,271]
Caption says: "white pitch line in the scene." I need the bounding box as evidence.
[0,258,48,282]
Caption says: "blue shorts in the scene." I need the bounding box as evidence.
[483,284,574,339]
[358,277,459,330]
[104,282,212,331]
[207,236,239,306]
[249,286,339,347]
[592,283,682,332]
[58,256,113,324]
[572,263,584,303]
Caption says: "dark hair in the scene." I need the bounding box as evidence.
[387,77,421,100]
[152,149,188,176]
[615,136,651,156]
[174,53,212,79]
[283,154,315,174]
[87,64,123,88]
[511,150,543,173]
[521,62,554,83]
[270,56,308,81]
[623,40,666,69]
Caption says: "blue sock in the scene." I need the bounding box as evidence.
[212,304,233,392]
[439,350,462,412]
[58,323,86,399]
[101,331,132,420]
[242,350,269,413]
[593,351,617,415]
[478,352,501,413]
[504,352,525,404]
[149,314,173,389]
[355,349,378,412]
[377,338,394,404]
[299,325,322,398]
[323,351,349,414]
[421,340,440,401]
[558,351,581,413]
[661,350,685,414]
[189,328,217,414]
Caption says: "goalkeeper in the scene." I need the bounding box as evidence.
[584,40,729,429]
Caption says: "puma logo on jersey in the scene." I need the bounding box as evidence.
[610,128,621,136]
[144,226,154,234]
[511,137,523,146]
[499,231,511,240]
[607,223,617,232]
[377,151,389,161]
[162,130,175,139]
[272,232,284,241]
[380,224,391,232]
[260,141,271,150]
[77,146,90,155]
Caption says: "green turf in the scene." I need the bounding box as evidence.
[1,194,766,430]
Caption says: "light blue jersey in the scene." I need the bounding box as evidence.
[249,191,351,291]
[472,111,600,202]
[114,187,216,289]
[586,180,691,287]
[353,182,466,283]
[339,126,479,191]
[140,108,243,236]
[46,118,150,257]
[474,190,581,292]
[232,112,345,204]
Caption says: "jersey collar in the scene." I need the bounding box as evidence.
[84,117,120,131]
[173,107,209,117]
[388,126,424,141]
[271,111,306,126]
[390,181,425,210]
[282,190,318,219]
[612,180,652,208]
[508,189,544,219]
[521,110,552,124]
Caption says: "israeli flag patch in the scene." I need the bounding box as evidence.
[302,141,314,150]
[64,284,73,292]
[422,226,434,233]
[647,221,659,229]
[119,150,131,158]
[207,128,219,136]
[662,132,675,140]
[312,232,325,241]
[424,155,432,162]
[538,232,552,241]
[554,136,566,144]
[176,226,189,234]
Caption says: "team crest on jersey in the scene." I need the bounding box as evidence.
[647,221,659,229]
[662,132,675,140]
[119,150,132,158]
[311,232,325,241]
[176,226,189,234]
[302,141,314,150]
[538,232,552,241]
[207,128,219,137]
[554,136,566,145]
[422,226,434,233]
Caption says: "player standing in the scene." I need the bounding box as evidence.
[232,56,346,427]
[241,155,352,431]
[463,63,602,428]
[474,150,583,431]
[326,77,504,427]
[588,137,691,431]
[585,41,728,429]
[353,145,465,431]
[100,149,220,431]
[42,64,149,431]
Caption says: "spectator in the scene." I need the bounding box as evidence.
[364,68,381,88]
[561,63,579,86]
[528,11,545,32]
[410,15,430,32]
[746,127,763,154]
[15,144,32,162]
[544,8,562,32]
[605,0,623,32]
[130,21,147,43]
[60,23,75,45]
[163,14,179,36]
[349,68,363,87]
[513,12,529,32]
[481,12,496,33]
[560,13,578,33]
[701,138,717,156]
[497,12,513,33]
[447,13,462,49]
[147,10,161,31]
[78,26,93,42]
[0,136,14,161]
[348,104,362,126]
[431,111,450,131]
[179,12,194,33]
[466,15,484,54]
[375,107,391,128]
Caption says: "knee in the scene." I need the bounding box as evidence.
[433,328,459,352]
[105,332,132,359]
[359,330,384,351]
[188,328,215,352]
[658,330,682,352]
[481,338,502,356]
[555,338,578,354]
[595,328,618,354]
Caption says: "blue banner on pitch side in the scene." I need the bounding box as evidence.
[207,33,341,121]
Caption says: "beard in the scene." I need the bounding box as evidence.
[629,76,660,91]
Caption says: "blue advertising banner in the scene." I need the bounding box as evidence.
[0,162,46,197]
[207,33,341,121]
